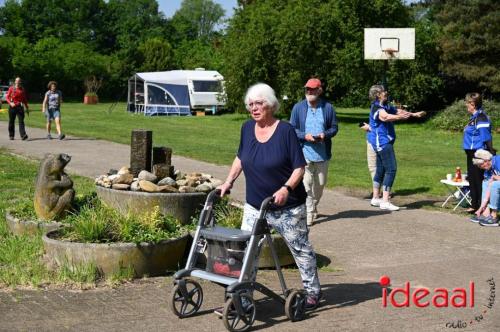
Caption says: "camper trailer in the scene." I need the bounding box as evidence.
[127,69,225,116]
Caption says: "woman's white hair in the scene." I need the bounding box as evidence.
[244,83,280,113]
[472,149,493,166]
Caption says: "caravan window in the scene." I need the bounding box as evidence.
[192,80,220,92]
[147,84,176,105]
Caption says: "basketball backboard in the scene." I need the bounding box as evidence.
[364,28,415,60]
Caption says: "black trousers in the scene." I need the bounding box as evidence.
[465,149,484,210]
[8,105,26,138]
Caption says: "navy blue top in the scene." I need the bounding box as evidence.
[463,108,492,150]
[367,101,397,151]
[237,120,307,210]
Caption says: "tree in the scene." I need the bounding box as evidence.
[221,0,427,112]
[137,38,175,72]
[171,0,225,41]
[434,0,500,96]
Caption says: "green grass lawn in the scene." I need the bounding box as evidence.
[0,149,105,288]
[0,102,483,198]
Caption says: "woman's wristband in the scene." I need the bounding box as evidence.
[282,184,292,193]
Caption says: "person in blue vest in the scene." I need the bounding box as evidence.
[471,149,500,226]
[463,93,494,214]
[367,85,424,211]
[290,78,338,226]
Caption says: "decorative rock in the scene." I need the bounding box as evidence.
[112,173,134,185]
[112,183,130,190]
[107,169,118,175]
[188,172,202,178]
[173,169,182,180]
[186,178,199,187]
[158,177,177,187]
[152,163,174,180]
[139,180,160,193]
[138,170,158,183]
[176,179,188,187]
[130,129,152,176]
[209,178,223,188]
[158,185,179,193]
[117,166,131,175]
[201,173,213,179]
[152,147,172,167]
[130,181,141,191]
[179,186,197,193]
[196,184,212,192]
[108,174,119,182]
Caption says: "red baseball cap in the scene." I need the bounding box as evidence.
[304,78,322,89]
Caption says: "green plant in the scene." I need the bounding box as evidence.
[430,99,500,131]
[57,258,101,286]
[9,197,37,220]
[213,197,243,229]
[84,92,97,97]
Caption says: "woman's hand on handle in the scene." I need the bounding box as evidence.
[273,186,289,206]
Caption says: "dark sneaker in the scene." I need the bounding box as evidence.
[469,215,482,223]
[58,134,66,140]
[21,135,28,141]
[479,216,500,227]
[47,134,52,140]
[9,137,14,140]
[305,293,320,311]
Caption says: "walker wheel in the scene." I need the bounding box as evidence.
[285,289,306,321]
[222,293,256,332]
[169,279,203,318]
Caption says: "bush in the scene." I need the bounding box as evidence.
[430,99,500,131]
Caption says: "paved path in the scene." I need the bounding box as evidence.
[1,122,500,332]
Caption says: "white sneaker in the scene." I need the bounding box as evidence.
[370,198,382,207]
[307,214,314,226]
[380,201,400,211]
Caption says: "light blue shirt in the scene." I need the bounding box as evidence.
[303,105,327,162]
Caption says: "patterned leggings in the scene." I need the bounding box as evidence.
[242,203,321,296]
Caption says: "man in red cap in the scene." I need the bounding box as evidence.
[290,78,338,226]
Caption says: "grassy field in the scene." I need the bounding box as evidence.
[0,102,484,197]
[0,150,110,288]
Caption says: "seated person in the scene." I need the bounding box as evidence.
[471,149,500,226]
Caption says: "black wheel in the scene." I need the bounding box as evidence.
[222,293,256,332]
[169,279,203,318]
[285,289,306,321]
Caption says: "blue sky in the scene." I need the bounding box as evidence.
[160,0,238,18]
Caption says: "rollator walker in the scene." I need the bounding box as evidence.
[169,189,307,331]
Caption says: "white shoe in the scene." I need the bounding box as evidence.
[307,214,314,226]
[370,198,382,207]
[380,201,400,211]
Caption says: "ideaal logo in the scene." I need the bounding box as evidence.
[379,275,474,308]
[379,275,496,328]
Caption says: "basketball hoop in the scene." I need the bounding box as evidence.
[383,48,398,59]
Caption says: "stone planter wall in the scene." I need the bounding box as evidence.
[259,234,295,268]
[96,186,206,225]
[43,230,189,277]
[5,211,62,236]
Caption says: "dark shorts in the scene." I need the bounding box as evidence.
[45,108,60,121]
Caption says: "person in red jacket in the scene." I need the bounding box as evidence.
[6,77,29,140]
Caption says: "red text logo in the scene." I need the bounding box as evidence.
[380,275,474,308]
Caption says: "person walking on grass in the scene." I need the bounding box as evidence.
[290,78,338,227]
[6,77,29,141]
[42,81,65,140]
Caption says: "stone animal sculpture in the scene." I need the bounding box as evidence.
[34,153,75,220]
